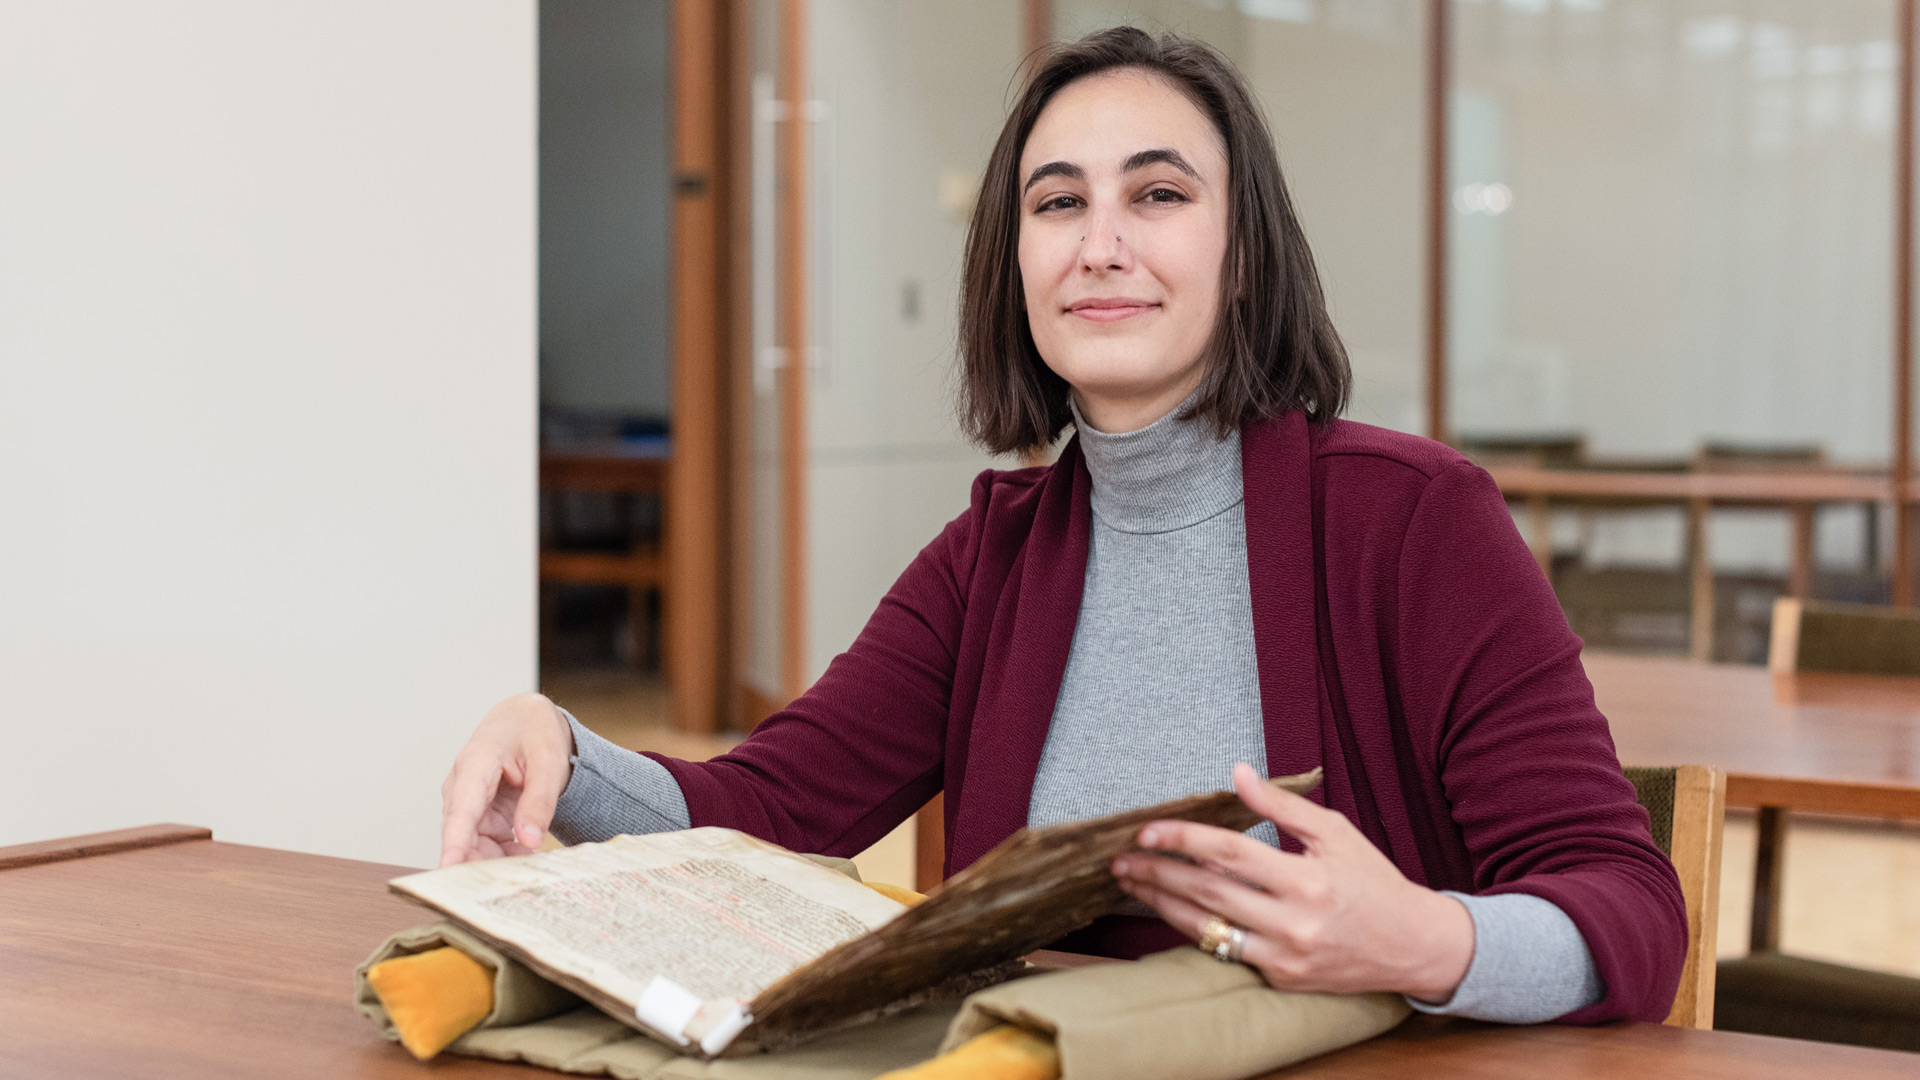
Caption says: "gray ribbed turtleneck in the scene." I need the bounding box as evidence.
[1026,398,1277,848]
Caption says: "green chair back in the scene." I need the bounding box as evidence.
[1771,598,1920,678]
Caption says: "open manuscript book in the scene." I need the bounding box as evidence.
[391,768,1322,1058]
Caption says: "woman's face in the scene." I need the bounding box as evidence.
[1017,68,1231,433]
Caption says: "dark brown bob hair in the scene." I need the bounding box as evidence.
[958,26,1351,455]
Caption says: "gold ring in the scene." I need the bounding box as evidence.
[1196,914,1235,959]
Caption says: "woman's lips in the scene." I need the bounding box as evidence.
[1067,300,1159,323]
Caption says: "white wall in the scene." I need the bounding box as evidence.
[0,1,537,867]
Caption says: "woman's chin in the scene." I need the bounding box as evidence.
[1049,352,1194,391]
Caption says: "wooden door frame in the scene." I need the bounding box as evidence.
[1424,0,1449,447]
[1894,0,1915,606]
[725,0,811,730]
[726,0,756,731]
[777,0,811,704]
[669,0,731,733]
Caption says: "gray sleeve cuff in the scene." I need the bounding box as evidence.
[1405,891,1607,1024]
[549,709,692,845]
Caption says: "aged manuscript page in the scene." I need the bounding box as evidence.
[390,828,906,1051]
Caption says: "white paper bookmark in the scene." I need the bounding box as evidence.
[634,976,702,1045]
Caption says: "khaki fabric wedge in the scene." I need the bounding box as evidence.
[943,948,1409,1080]
[355,925,1405,1080]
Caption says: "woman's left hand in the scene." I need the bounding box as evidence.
[1111,763,1476,1003]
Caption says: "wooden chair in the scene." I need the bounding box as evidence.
[1688,442,1829,661]
[1770,597,1920,677]
[1724,597,1920,1051]
[1455,431,1586,469]
[1718,953,1920,1051]
[1623,765,1726,1029]
[1694,441,1827,473]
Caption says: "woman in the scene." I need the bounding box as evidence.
[441,27,1685,1025]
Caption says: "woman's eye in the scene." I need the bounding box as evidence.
[1144,187,1188,205]
[1035,195,1081,213]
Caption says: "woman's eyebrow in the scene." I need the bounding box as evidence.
[1122,147,1199,178]
[1023,160,1084,193]
[1022,148,1199,194]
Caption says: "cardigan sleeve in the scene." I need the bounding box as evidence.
[1393,461,1688,1025]
[637,473,992,859]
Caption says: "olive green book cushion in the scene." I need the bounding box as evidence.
[354,923,1408,1080]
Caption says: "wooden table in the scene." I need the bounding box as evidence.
[1590,650,1920,951]
[6,825,1917,1078]
[0,825,533,1078]
[539,452,669,588]
[1591,651,1920,805]
[1487,466,1898,507]
[1486,465,1902,660]
[539,451,668,670]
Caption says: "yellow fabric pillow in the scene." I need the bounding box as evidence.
[366,946,496,1060]
[864,881,929,907]
[876,1025,1060,1080]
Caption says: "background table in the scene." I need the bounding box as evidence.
[539,452,669,671]
[1591,650,1920,950]
[1487,466,1899,659]
[1592,651,1920,810]
[5,825,1917,1078]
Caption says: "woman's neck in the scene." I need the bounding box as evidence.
[1068,367,1207,434]
[1070,393,1242,534]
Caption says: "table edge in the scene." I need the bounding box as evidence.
[0,823,213,872]
[1724,774,1920,818]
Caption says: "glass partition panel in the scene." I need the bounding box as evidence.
[1454,0,1901,657]
[801,0,1020,676]
[1450,0,1896,465]
[1053,0,1429,433]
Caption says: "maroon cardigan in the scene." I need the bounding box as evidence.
[648,411,1687,1024]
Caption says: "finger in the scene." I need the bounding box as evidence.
[477,804,518,845]
[512,748,566,850]
[1133,819,1310,894]
[1116,852,1290,929]
[1121,876,1223,944]
[1127,878,1321,989]
[1232,763,1345,849]
[439,756,504,867]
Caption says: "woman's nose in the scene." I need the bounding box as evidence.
[1078,204,1129,272]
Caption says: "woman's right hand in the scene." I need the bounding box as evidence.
[438,693,575,866]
